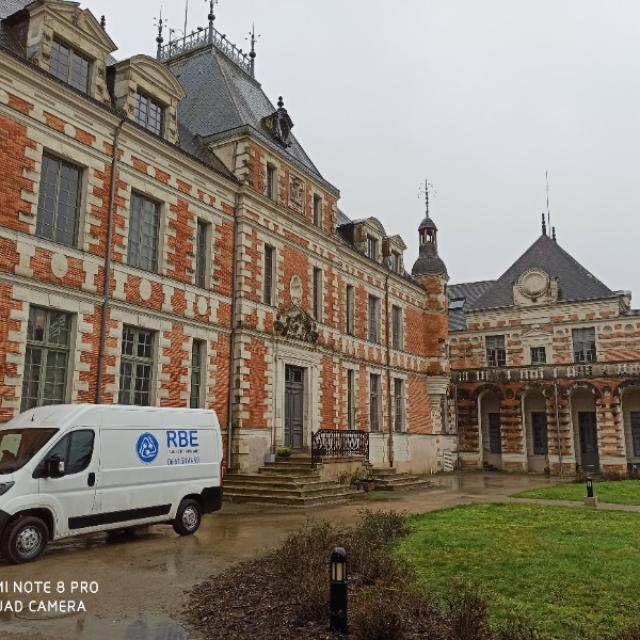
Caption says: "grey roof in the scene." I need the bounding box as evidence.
[0,0,30,19]
[177,121,234,179]
[447,280,495,331]
[167,45,326,184]
[336,209,352,227]
[468,234,614,311]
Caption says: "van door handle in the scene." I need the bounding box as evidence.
[87,473,96,487]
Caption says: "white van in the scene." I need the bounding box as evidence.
[0,404,224,564]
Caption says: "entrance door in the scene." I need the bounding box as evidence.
[285,366,305,451]
[578,412,599,472]
[488,413,502,454]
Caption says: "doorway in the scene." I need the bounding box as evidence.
[578,411,599,473]
[284,365,305,451]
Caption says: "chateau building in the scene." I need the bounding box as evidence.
[449,222,640,476]
[0,0,454,474]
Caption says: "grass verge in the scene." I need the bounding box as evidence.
[399,503,640,640]
[513,480,640,505]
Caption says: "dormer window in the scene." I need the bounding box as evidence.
[49,40,91,93]
[391,251,402,273]
[366,236,378,260]
[134,92,164,136]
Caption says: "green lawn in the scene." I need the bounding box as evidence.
[399,503,640,639]
[513,480,640,505]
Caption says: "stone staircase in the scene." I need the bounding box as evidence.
[224,457,364,507]
[371,467,438,492]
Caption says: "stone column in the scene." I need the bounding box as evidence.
[596,387,627,475]
[456,387,481,469]
[547,386,576,475]
[500,387,526,472]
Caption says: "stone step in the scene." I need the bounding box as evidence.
[224,487,363,507]
[259,465,320,476]
[373,474,437,492]
[225,476,340,491]
[223,483,356,498]
[371,467,399,477]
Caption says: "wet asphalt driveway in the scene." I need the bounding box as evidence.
[0,473,552,640]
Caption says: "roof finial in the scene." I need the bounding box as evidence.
[552,226,557,242]
[541,212,547,236]
[207,0,217,44]
[418,179,433,217]
[277,96,285,109]
[155,10,166,61]
[247,23,260,77]
[100,15,106,29]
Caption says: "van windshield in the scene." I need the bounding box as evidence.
[0,429,58,475]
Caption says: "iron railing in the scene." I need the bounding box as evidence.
[311,429,369,465]
[159,26,253,75]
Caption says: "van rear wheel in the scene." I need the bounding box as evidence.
[173,499,202,536]
[2,516,48,564]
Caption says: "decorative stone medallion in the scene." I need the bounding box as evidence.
[518,268,549,299]
[51,253,68,279]
[289,175,305,211]
[139,278,152,301]
[289,275,303,306]
[197,296,208,316]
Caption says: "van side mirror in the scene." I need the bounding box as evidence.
[45,457,65,479]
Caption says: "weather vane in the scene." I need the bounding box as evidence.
[246,23,261,76]
[154,10,167,60]
[418,179,435,216]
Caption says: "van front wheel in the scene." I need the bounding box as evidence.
[173,499,202,536]
[2,516,48,564]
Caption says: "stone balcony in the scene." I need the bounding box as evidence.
[452,361,640,384]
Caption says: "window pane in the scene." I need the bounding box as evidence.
[69,51,90,93]
[49,41,71,84]
[120,326,154,407]
[128,194,159,271]
[119,361,132,404]
[190,340,204,409]
[195,220,208,288]
[21,347,43,412]
[42,350,68,405]
[67,431,94,474]
[264,245,274,304]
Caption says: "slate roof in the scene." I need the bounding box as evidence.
[0,0,30,19]
[167,45,331,189]
[447,280,495,331]
[0,0,30,54]
[468,234,614,311]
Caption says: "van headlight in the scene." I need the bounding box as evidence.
[0,482,14,496]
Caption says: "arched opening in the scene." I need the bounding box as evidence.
[479,390,502,470]
[571,388,599,474]
[523,390,548,473]
[622,387,640,469]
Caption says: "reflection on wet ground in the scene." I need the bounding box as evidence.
[0,472,553,640]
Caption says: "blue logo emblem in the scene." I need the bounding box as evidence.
[136,433,159,463]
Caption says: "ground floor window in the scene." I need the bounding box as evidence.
[631,412,640,456]
[369,374,381,432]
[393,378,404,433]
[119,326,154,406]
[488,412,502,454]
[531,412,548,455]
[190,339,205,408]
[346,369,355,429]
[21,307,72,411]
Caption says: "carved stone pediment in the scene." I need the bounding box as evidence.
[274,306,319,344]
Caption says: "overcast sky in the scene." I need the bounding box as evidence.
[82,0,640,301]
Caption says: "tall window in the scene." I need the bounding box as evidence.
[119,326,154,406]
[49,40,90,93]
[531,412,548,455]
[263,245,275,305]
[486,335,506,368]
[347,369,355,429]
[313,268,323,321]
[21,307,72,411]
[368,295,380,343]
[393,378,405,433]
[313,194,323,227]
[345,285,355,335]
[573,327,597,363]
[392,305,403,350]
[631,412,640,456]
[488,413,502,454]
[133,92,164,136]
[531,346,547,365]
[195,219,209,288]
[366,236,378,260]
[190,339,205,408]
[36,153,82,247]
[369,374,381,432]
[128,193,160,272]
[266,163,277,200]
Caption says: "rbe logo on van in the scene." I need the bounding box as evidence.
[0,405,224,564]
[136,433,159,463]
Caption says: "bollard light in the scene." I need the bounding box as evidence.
[329,546,348,634]
[586,477,594,498]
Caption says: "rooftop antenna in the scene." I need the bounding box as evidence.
[247,23,261,77]
[155,9,167,61]
[183,0,189,39]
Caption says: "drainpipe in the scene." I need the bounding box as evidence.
[226,190,241,470]
[554,382,564,476]
[95,116,125,404]
[384,274,394,467]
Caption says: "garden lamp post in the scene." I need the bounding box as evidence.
[330,546,348,633]
[586,477,594,499]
